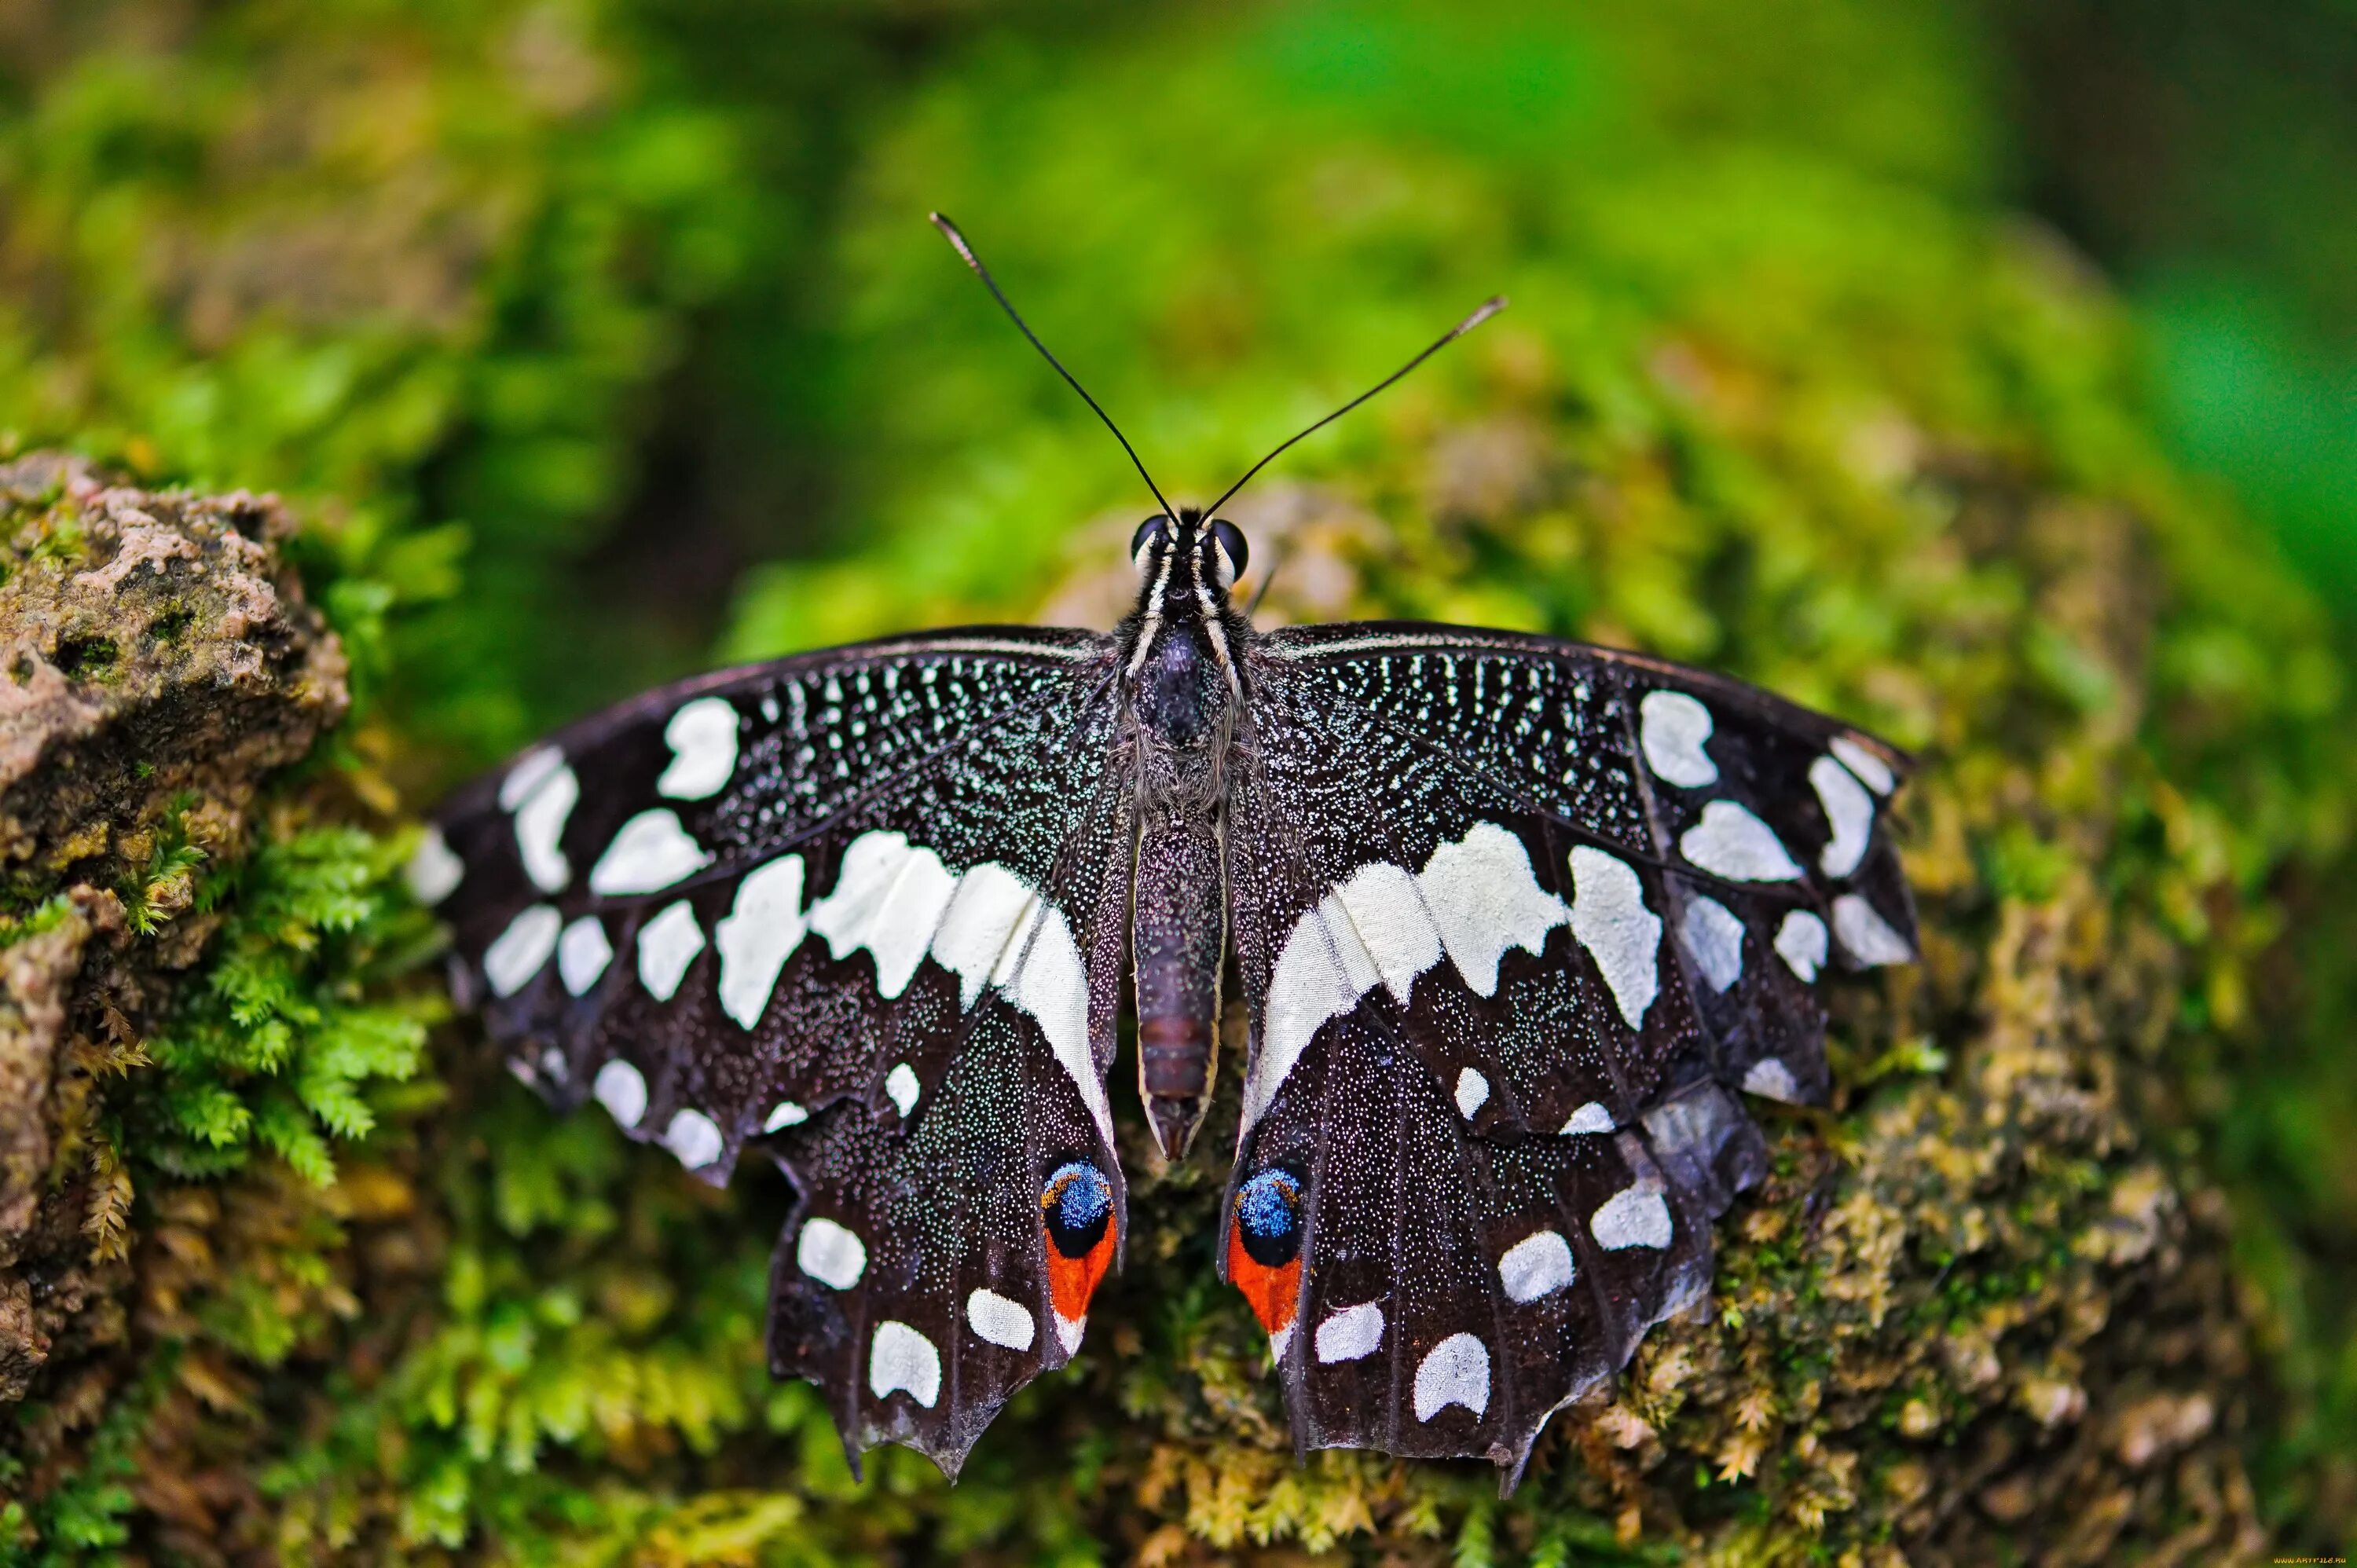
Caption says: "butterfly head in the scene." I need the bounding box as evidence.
[1129,507,1248,610]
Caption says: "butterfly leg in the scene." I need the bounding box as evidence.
[1133,807,1227,1160]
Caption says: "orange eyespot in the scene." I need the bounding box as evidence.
[1226,1167,1304,1336]
[1041,1160,1116,1325]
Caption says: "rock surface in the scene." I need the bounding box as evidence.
[0,454,347,1477]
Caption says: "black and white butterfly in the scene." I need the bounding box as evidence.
[413,217,1916,1485]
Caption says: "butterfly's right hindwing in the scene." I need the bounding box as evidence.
[418,628,1132,1475]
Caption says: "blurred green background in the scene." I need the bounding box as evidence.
[4,0,2351,753]
[4,0,2355,1559]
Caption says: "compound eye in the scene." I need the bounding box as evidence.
[1130,515,1171,573]
[1208,519,1249,588]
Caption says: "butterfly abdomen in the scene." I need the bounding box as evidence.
[1132,808,1226,1160]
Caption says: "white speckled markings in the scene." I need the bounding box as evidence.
[966,1288,1036,1350]
[558,916,612,996]
[662,1108,724,1168]
[590,808,713,895]
[1809,754,1875,877]
[484,905,560,997]
[593,1058,647,1128]
[1775,910,1828,981]
[1638,690,1718,787]
[1413,1333,1491,1422]
[797,1216,866,1289]
[714,855,807,1028]
[1831,735,1896,795]
[1743,1058,1802,1101]
[509,753,579,893]
[406,826,464,905]
[636,902,705,1001]
[801,831,1113,1148]
[884,1063,920,1119]
[657,697,739,799]
[1680,896,1746,992]
[1679,800,1802,882]
[1497,1229,1575,1303]
[1248,822,1567,1134]
[1832,893,1911,965]
[1560,1101,1615,1134]
[869,1321,941,1407]
[1591,1184,1673,1251]
[1314,1302,1386,1363]
[1567,846,1661,1028]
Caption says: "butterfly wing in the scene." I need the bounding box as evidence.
[417,628,1134,1475]
[1221,623,1915,1477]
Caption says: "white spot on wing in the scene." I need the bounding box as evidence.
[1810,755,1875,877]
[1246,822,1568,1135]
[796,1216,865,1289]
[1639,690,1718,787]
[498,746,565,810]
[636,901,704,1002]
[1681,896,1746,992]
[1775,909,1828,980]
[1413,1333,1491,1421]
[762,1100,808,1132]
[807,831,958,999]
[662,1108,724,1168]
[557,916,612,996]
[1420,822,1567,995]
[1832,893,1911,965]
[1269,1324,1294,1362]
[657,696,739,800]
[1568,846,1661,1028]
[966,1288,1036,1350]
[1000,903,1109,1148]
[1453,1067,1490,1119]
[589,809,713,895]
[1743,1057,1802,1101]
[1680,800,1802,881]
[868,1321,940,1408]
[1592,1185,1673,1250]
[593,1058,647,1128]
[1326,862,1442,1005]
[1831,735,1895,794]
[1314,1302,1386,1363]
[1498,1229,1576,1302]
[1054,1313,1085,1354]
[793,835,1115,1151]
[1560,1101,1615,1134]
[484,905,560,997]
[714,855,807,1029]
[884,1062,919,1119]
[929,863,1039,1007]
[512,761,579,893]
[405,826,464,905]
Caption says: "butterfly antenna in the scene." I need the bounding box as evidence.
[930,212,1178,522]
[1204,296,1506,519]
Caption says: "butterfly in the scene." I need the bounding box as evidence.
[412,215,1917,1486]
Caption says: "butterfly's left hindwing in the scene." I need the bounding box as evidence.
[1221,625,1915,1475]
[418,629,1133,1474]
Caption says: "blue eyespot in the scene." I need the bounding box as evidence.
[1041,1160,1114,1257]
[1236,1168,1303,1245]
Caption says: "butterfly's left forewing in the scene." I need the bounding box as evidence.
[1222,625,1915,1476]
[420,629,1135,1473]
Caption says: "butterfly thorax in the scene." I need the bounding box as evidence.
[1120,510,1248,1160]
